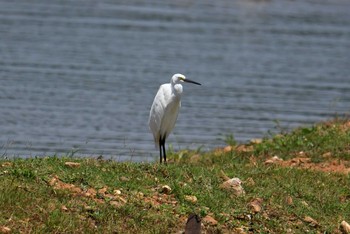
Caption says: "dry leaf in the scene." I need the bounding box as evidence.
[83,205,95,212]
[189,154,201,163]
[64,162,81,168]
[1,162,12,167]
[301,201,309,207]
[85,188,97,197]
[219,170,230,181]
[245,177,255,186]
[98,187,108,194]
[110,201,123,208]
[117,196,127,204]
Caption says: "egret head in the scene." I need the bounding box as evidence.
[171,73,201,85]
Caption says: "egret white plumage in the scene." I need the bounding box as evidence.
[148,73,201,163]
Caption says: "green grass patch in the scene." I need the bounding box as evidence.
[0,119,350,233]
[254,119,350,161]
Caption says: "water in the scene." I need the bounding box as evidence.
[1,0,349,161]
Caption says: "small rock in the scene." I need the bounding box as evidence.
[203,215,218,226]
[0,170,9,175]
[98,187,108,194]
[301,201,309,207]
[1,162,12,167]
[233,227,247,234]
[235,145,254,152]
[184,195,197,204]
[220,177,245,196]
[161,185,172,194]
[249,198,263,213]
[264,156,283,165]
[322,152,332,158]
[120,176,130,182]
[85,188,97,198]
[285,196,293,206]
[114,189,122,195]
[292,157,310,164]
[48,175,59,186]
[136,192,144,199]
[64,162,81,168]
[223,145,233,152]
[250,138,263,144]
[0,226,11,233]
[303,216,319,227]
[340,220,350,234]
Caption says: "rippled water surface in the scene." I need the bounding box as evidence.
[1,0,349,161]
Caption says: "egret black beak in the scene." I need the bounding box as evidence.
[183,78,201,85]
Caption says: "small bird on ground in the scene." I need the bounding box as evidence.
[148,73,201,163]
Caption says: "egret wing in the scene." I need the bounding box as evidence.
[160,97,180,140]
[148,84,168,146]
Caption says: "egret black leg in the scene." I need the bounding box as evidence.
[158,136,167,164]
[162,139,167,163]
[159,138,163,163]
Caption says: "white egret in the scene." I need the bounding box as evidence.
[148,73,201,163]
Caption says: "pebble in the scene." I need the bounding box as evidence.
[184,195,197,203]
[220,177,245,196]
[202,215,218,226]
[249,198,263,213]
[161,185,172,194]
[264,156,283,164]
[340,220,350,234]
[0,226,11,233]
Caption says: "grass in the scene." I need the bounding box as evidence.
[254,119,350,161]
[0,119,350,233]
